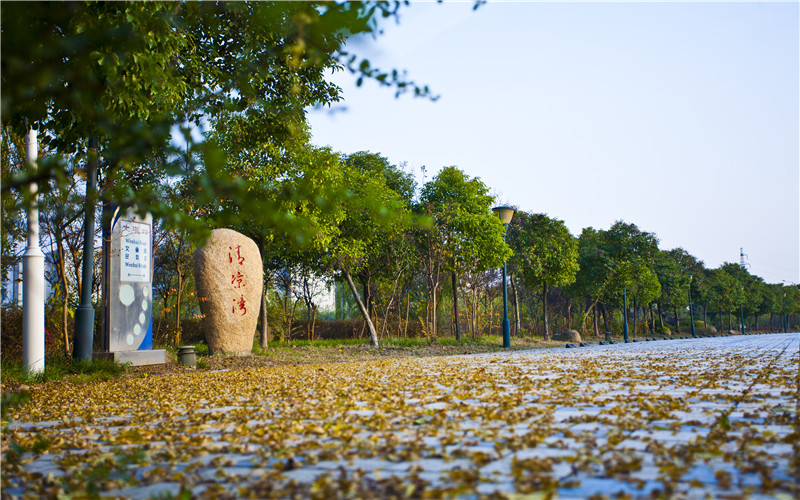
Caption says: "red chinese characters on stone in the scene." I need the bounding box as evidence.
[228,245,245,265]
[231,271,245,289]
[227,246,247,315]
[232,295,247,316]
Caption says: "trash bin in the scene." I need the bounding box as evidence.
[178,345,196,367]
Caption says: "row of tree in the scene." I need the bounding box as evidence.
[4,131,799,352]
[2,2,798,355]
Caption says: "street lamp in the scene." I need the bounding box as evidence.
[492,205,515,348]
[74,137,99,361]
[687,275,696,338]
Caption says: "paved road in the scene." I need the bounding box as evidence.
[3,333,798,499]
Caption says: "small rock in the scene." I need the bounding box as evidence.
[553,329,581,343]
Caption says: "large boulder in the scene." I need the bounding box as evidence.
[552,329,581,343]
[195,229,262,355]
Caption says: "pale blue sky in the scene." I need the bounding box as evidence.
[308,0,799,285]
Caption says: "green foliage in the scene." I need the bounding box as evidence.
[508,211,578,291]
[344,152,416,204]
[414,166,508,338]
[706,267,744,313]
[0,127,26,282]
[2,1,434,241]
[0,357,129,384]
[418,166,510,275]
[570,221,660,307]
[655,249,690,311]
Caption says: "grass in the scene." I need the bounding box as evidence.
[2,333,565,388]
[265,338,369,349]
[0,357,129,385]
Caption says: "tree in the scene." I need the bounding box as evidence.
[1,127,27,283]
[330,162,412,348]
[706,267,744,332]
[719,262,762,332]
[416,167,509,340]
[655,248,705,334]
[2,2,434,237]
[568,221,659,335]
[342,152,418,335]
[760,284,782,332]
[778,284,800,332]
[507,211,578,339]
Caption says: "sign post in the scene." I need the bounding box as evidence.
[97,208,165,365]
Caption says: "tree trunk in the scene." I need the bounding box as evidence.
[542,282,550,340]
[674,309,681,333]
[282,277,292,342]
[430,287,439,338]
[471,287,479,339]
[451,272,461,342]
[361,278,375,325]
[343,268,379,347]
[260,282,269,349]
[55,240,71,357]
[404,292,410,338]
[593,303,600,337]
[566,298,573,330]
[259,236,268,349]
[649,303,656,334]
[310,306,317,341]
[632,297,638,338]
[657,302,665,332]
[175,268,183,345]
[769,313,774,332]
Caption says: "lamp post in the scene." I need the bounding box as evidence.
[22,127,45,375]
[492,206,515,348]
[688,275,696,338]
[74,137,99,361]
[623,287,629,343]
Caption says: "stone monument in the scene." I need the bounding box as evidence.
[194,229,262,354]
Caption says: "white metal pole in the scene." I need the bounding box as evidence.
[23,127,45,375]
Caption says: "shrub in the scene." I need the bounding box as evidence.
[152,317,204,348]
[1,306,75,362]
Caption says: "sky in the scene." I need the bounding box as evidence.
[306,0,799,286]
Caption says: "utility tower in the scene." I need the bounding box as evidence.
[740,248,750,269]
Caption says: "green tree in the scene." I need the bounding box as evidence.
[2,2,434,236]
[342,151,417,328]
[778,284,800,332]
[0,127,27,283]
[760,284,783,332]
[330,163,412,348]
[655,248,705,334]
[706,267,745,332]
[416,167,509,340]
[719,262,762,332]
[569,221,659,335]
[507,212,578,340]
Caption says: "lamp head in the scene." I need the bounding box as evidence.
[492,205,515,225]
